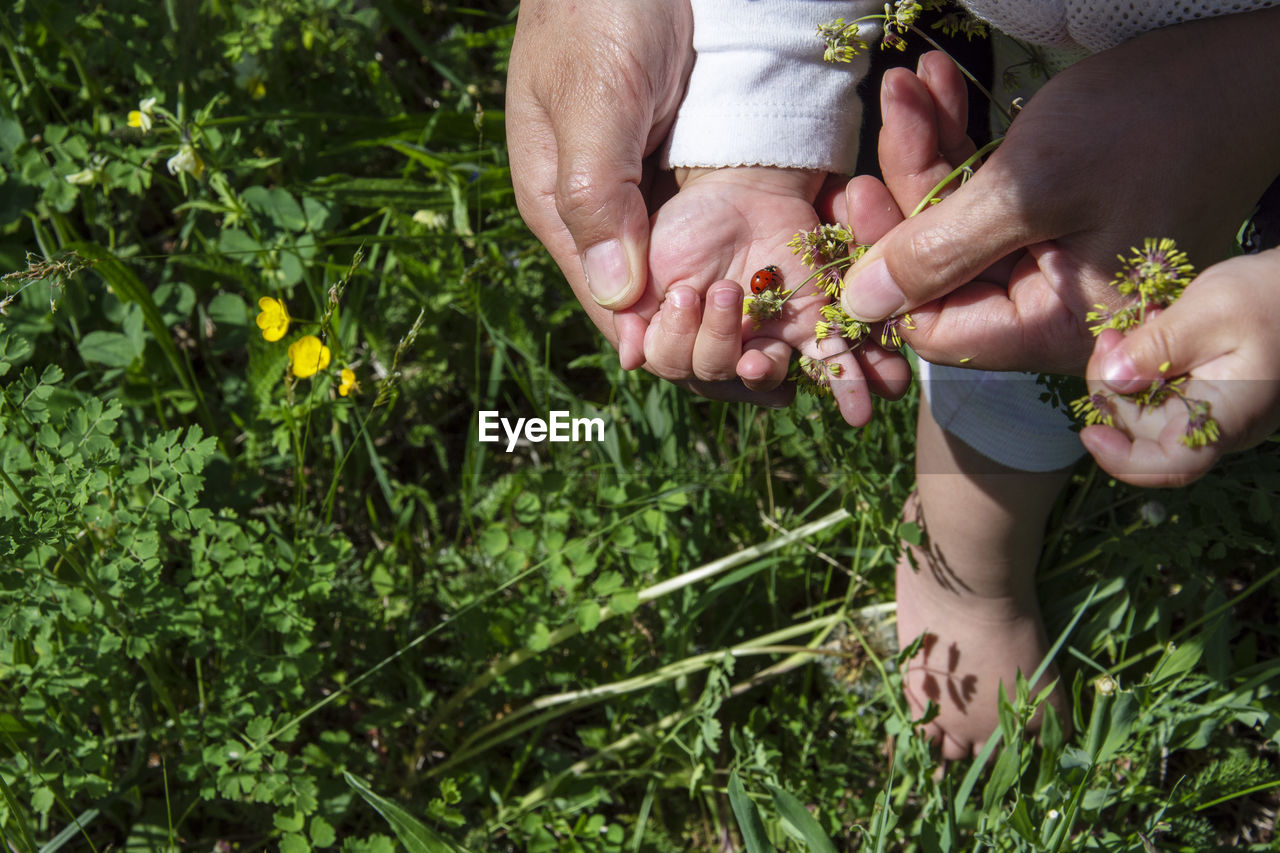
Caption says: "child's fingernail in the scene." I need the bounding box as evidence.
[712,286,740,309]
[1101,349,1142,393]
[583,239,631,307]
[842,257,905,321]
[666,286,696,309]
[618,337,642,370]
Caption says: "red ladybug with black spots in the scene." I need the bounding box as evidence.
[750,265,782,295]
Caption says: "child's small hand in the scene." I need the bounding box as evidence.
[1080,247,1280,486]
[623,165,912,426]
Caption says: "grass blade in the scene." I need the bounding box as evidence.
[36,809,98,853]
[767,784,837,853]
[728,771,776,853]
[344,771,470,853]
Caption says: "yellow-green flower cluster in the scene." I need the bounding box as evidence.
[1182,400,1220,448]
[789,223,854,268]
[788,224,867,298]
[879,313,915,351]
[1072,238,1218,447]
[1090,237,1195,334]
[743,285,792,325]
[1069,392,1115,427]
[816,302,870,344]
[822,2,975,61]
[795,355,836,397]
[818,18,869,63]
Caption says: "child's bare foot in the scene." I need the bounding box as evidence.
[895,406,1071,760]
[896,517,1065,759]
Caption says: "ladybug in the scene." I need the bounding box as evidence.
[750,265,782,295]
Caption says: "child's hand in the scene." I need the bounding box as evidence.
[1079,247,1280,487]
[622,165,913,427]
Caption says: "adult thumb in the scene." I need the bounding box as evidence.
[840,165,1042,322]
[553,101,653,311]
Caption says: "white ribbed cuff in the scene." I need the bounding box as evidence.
[663,0,881,174]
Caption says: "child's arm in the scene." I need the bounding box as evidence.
[1080,248,1280,486]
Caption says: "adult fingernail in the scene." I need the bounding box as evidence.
[842,257,905,322]
[583,239,631,307]
[1101,349,1142,393]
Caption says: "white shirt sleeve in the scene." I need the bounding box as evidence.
[662,0,883,174]
[961,0,1280,52]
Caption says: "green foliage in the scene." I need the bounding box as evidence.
[1,1,1278,851]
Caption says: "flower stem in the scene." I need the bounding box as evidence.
[907,24,1014,125]
[909,136,1003,218]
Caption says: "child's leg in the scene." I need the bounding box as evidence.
[896,400,1071,759]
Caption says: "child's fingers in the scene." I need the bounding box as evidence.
[1079,424,1219,488]
[857,345,914,400]
[613,287,663,370]
[691,281,746,382]
[916,51,975,167]
[1094,265,1252,395]
[738,337,792,391]
[803,336,875,427]
[642,285,701,380]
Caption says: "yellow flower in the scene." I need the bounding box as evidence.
[255,297,291,342]
[288,335,331,378]
[338,368,358,397]
[234,57,268,100]
[167,143,205,179]
[127,97,157,133]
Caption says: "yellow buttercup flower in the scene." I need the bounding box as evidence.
[288,335,331,378]
[255,297,291,342]
[127,97,157,133]
[338,368,358,397]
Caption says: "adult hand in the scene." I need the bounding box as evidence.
[839,9,1280,375]
[506,2,682,353]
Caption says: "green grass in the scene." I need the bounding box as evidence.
[0,1,1277,850]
